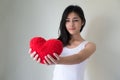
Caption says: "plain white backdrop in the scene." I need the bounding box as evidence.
[0,0,120,80]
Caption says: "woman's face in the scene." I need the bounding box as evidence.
[65,12,83,35]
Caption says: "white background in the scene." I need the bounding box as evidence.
[0,0,120,80]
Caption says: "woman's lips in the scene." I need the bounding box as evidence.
[69,28,76,30]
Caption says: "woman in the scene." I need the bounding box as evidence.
[29,5,96,80]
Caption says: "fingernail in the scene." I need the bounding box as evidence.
[37,58,40,63]
[47,54,50,57]
[53,53,55,55]
[45,56,47,59]
[28,49,31,53]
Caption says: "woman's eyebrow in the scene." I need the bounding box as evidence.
[73,17,79,19]
[66,17,79,19]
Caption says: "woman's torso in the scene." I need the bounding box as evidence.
[52,41,89,80]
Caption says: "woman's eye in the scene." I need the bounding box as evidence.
[66,19,79,22]
[66,20,70,22]
[73,19,79,22]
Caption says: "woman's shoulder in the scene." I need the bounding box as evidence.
[86,41,96,46]
[85,41,96,52]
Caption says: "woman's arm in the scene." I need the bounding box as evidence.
[45,42,96,65]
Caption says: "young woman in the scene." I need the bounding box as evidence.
[29,5,96,80]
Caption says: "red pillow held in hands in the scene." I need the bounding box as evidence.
[29,36,63,64]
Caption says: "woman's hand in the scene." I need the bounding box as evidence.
[44,53,60,65]
[28,48,60,65]
[28,48,41,63]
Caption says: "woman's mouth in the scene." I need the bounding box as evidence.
[69,28,76,30]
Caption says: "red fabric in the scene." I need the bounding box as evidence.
[29,37,63,64]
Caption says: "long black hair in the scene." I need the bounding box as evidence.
[58,5,86,46]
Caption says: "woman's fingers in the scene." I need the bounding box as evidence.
[47,54,57,64]
[53,53,60,60]
[44,60,48,65]
[29,49,59,65]
[37,58,41,63]
[45,56,52,64]
[28,48,36,58]
[30,51,36,58]
[44,54,60,65]
[33,54,38,60]
[28,48,32,53]
[28,48,41,63]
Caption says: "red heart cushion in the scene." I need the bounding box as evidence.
[29,37,63,64]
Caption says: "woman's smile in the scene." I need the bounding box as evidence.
[69,28,76,30]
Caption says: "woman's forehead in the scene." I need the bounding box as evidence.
[67,12,79,16]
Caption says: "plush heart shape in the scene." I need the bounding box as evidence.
[29,37,63,64]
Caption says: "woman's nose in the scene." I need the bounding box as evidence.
[70,21,74,26]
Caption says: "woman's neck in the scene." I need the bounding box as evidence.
[71,34,83,41]
[66,34,85,47]
[70,34,84,44]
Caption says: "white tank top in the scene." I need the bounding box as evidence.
[52,41,88,80]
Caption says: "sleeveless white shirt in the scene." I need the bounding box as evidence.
[52,41,89,80]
